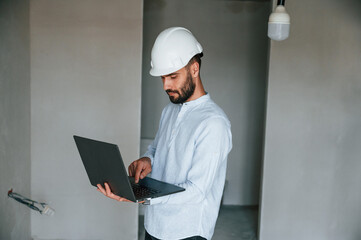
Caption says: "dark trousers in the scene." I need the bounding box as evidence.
[145,230,206,240]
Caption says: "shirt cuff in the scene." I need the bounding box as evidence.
[149,195,169,205]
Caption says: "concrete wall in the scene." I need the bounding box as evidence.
[142,0,270,205]
[30,1,143,239]
[259,0,361,239]
[0,0,31,239]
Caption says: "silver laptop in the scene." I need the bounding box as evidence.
[74,135,185,202]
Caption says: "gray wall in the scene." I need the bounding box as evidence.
[30,1,143,239]
[259,0,361,239]
[142,0,270,206]
[0,0,31,239]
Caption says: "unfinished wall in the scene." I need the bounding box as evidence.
[30,0,143,239]
[260,0,361,239]
[142,0,270,206]
[0,0,31,239]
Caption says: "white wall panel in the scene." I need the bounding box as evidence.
[30,1,143,239]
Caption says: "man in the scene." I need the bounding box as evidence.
[97,27,232,240]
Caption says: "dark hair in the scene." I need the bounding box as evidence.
[187,53,203,70]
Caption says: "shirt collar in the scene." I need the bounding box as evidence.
[181,93,210,107]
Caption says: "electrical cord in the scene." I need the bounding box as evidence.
[7,189,55,216]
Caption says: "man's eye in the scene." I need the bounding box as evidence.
[171,75,177,79]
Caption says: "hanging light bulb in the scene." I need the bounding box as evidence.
[268,0,290,41]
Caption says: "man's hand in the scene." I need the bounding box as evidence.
[97,183,132,202]
[97,183,145,204]
[128,157,152,183]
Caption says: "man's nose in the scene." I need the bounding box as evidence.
[162,78,172,91]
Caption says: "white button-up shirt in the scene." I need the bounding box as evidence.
[143,94,232,240]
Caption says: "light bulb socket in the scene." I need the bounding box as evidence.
[268,5,290,24]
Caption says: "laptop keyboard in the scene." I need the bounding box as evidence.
[131,183,160,198]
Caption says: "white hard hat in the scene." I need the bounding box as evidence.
[150,27,203,77]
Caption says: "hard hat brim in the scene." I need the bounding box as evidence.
[149,64,187,77]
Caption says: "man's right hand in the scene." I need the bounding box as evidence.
[128,157,152,183]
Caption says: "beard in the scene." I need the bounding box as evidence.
[166,72,195,104]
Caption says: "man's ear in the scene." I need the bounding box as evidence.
[190,61,200,78]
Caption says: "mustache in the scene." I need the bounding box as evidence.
[166,89,180,94]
